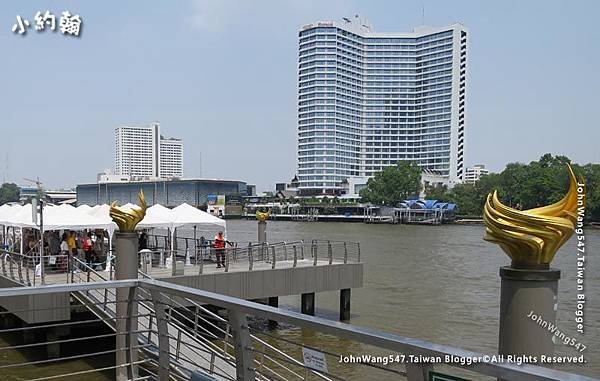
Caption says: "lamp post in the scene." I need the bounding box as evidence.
[483,165,583,367]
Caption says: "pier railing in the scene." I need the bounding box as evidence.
[136,239,361,276]
[0,279,596,381]
[0,239,360,284]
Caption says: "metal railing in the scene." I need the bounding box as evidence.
[0,280,595,381]
[137,239,361,277]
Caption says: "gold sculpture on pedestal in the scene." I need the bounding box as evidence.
[483,165,583,267]
[255,209,271,222]
[109,190,148,232]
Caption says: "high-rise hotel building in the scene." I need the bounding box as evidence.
[115,122,184,180]
[297,17,468,195]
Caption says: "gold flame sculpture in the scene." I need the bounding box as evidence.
[256,209,271,222]
[483,165,582,268]
[109,190,148,232]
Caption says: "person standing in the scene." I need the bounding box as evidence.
[67,232,80,271]
[83,232,94,269]
[213,231,232,269]
[60,233,70,272]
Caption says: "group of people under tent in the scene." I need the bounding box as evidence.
[0,228,111,273]
[138,230,234,269]
[1,227,235,274]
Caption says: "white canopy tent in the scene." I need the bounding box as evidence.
[0,202,226,256]
[172,203,226,231]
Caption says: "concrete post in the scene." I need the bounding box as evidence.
[229,310,255,381]
[257,221,266,243]
[301,292,315,316]
[340,288,351,321]
[498,266,560,358]
[268,297,278,328]
[114,231,139,381]
[46,330,60,359]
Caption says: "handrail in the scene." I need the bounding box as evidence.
[1,280,596,381]
[137,269,330,380]
[70,258,236,378]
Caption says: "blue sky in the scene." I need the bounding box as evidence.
[1,0,599,191]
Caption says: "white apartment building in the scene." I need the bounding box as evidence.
[114,122,183,180]
[160,137,184,178]
[464,164,489,183]
[297,17,468,195]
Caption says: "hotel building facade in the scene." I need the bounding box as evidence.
[297,17,468,195]
[114,122,184,180]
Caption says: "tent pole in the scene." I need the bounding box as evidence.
[193,225,197,265]
[170,228,175,276]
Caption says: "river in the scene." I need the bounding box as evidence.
[1,221,598,380]
[226,220,599,379]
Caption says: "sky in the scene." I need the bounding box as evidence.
[1,0,599,191]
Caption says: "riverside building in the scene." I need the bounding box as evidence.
[464,164,489,183]
[114,122,184,180]
[297,16,468,195]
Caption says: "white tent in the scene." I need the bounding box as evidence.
[172,203,226,230]
[137,204,176,230]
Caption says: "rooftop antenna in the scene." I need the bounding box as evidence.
[421,3,426,25]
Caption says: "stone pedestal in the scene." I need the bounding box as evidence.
[258,221,267,243]
[498,266,560,358]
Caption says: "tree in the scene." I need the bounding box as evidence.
[0,183,20,205]
[447,183,479,215]
[424,183,450,202]
[359,161,421,205]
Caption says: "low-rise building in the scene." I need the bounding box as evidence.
[77,178,247,207]
[464,165,489,183]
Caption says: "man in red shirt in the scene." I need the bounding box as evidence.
[213,231,231,268]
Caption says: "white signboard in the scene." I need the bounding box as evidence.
[302,347,328,373]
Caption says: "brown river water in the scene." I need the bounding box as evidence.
[1,221,598,380]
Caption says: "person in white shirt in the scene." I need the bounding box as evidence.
[60,233,69,272]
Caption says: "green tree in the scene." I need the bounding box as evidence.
[0,183,20,205]
[424,183,450,202]
[447,183,480,215]
[578,163,600,222]
[360,161,421,205]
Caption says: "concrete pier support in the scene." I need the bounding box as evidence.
[115,231,139,381]
[498,266,560,358]
[46,330,60,359]
[301,293,315,316]
[268,297,279,327]
[339,288,351,321]
[22,322,35,344]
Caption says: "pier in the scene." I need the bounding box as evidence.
[0,239,362,324]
